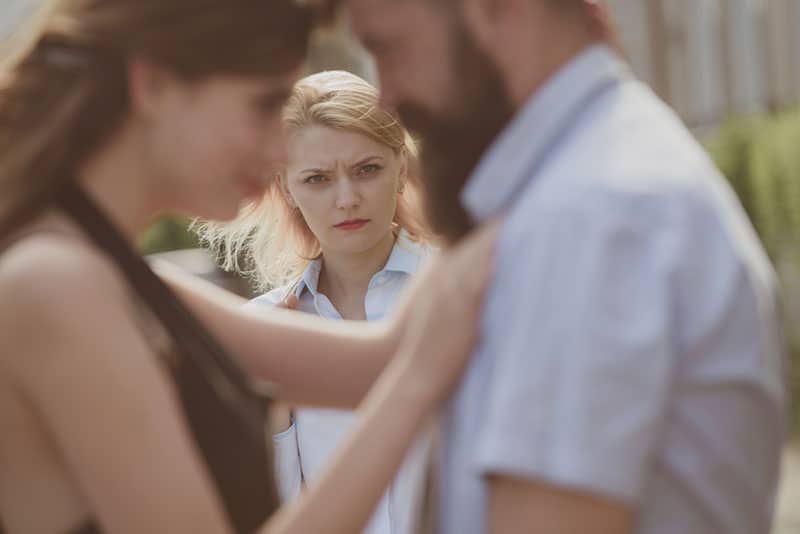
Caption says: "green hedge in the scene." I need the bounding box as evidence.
[707,108,800,264]
[707,106,800,433]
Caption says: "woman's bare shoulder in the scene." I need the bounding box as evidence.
[0,237,234,534]
[1,231,122,303]
[0,232,129,359]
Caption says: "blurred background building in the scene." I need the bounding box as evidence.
[307,0,800,131]
[609,0,800,131]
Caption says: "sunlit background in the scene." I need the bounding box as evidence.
[1,1,798,532]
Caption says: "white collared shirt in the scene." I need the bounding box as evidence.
[440,45,786,534]
[249,232,433,534]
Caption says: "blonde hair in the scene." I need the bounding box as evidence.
[198,70,432,291]
[0,0,311,238]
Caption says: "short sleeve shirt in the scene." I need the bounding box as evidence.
[437,45,786,534]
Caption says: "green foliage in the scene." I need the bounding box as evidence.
[707,106,800,433]
[138,216,200,255]
[707,108,800,264]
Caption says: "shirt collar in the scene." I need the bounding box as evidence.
[461,44,632,223]
[293,230,425,298]
[296,258,323,298]
[382,230,424,276]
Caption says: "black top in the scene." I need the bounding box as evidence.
[54,184,279,534]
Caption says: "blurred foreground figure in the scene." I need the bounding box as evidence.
[0,1,497,533]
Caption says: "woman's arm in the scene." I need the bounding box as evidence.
[154,263,400,408]
[3,221,495,534]
[264,342,439,534]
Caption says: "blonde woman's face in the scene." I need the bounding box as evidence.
[284,125,405,256]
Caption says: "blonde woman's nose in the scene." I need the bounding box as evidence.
[335,177,360,209]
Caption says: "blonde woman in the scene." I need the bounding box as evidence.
[200,70,435,534]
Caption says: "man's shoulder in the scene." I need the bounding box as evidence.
[508,81,729,241]
[547,81,714,193]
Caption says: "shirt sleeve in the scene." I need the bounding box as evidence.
[474,196,679,503]
[273,422,303,502]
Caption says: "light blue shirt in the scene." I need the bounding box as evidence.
[439,45,786,534]
[249,232,433,534]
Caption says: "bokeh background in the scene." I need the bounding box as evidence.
[1,1,798,532]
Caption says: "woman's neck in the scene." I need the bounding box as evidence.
[317,230,397,321]
[76,124,163,242]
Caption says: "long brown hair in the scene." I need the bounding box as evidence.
[0,0,312,237]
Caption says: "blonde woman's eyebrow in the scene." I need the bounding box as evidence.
[350,155,384,168]
[299,167,329,175]
[297,156,384,176]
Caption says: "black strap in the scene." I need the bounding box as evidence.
[56,182,266,428]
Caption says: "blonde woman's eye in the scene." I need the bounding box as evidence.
[304,174,327,185]
[360,164,381,176]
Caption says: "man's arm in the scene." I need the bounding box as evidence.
[487,475,634,534]
[471,198,675,534]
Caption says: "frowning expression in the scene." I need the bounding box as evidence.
[282,125,406,255]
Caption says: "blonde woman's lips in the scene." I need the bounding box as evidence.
[334,219,370,231]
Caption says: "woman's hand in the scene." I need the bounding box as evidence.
[275,294,299,311]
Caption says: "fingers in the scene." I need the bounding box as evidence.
[276,294,299,310]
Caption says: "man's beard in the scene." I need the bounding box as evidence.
[397,24,514,244]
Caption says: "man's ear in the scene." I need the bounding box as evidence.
[462,0,523,51]
[583,1,620,49]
